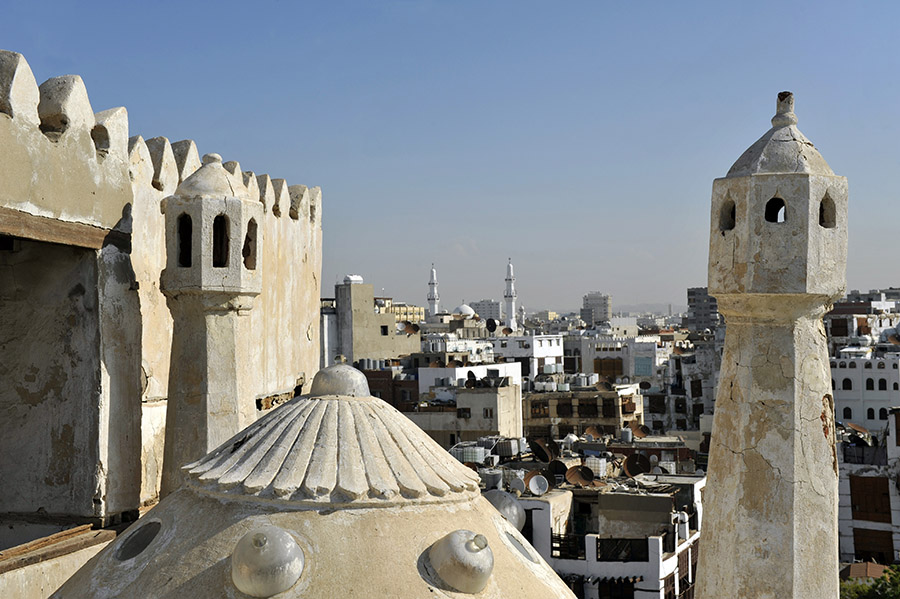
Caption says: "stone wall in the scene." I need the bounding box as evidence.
[0,50,323,518]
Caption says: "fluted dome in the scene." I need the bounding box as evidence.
[185,367,480,505]
[726,92,833,178]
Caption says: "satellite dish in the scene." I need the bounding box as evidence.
[623,454,652,477]
[651,466,663,474]
[502,327,513,336]
[583,433,594,442]
[649,454,659,465]
[529,475,550,496]
[565,466,594,487]
[584,426,601,439]
[509,478,526,495]
[486,318,498,333]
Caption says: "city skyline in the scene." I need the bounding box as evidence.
[4,1,897,309]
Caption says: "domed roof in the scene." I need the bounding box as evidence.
[452,304,476,319]
[174,153,245,199]
[726,92,833,178]
[55,364,576,598]
[185,364,480,505]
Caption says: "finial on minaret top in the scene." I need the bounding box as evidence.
[771,91,797,128]
[202,152,222,164]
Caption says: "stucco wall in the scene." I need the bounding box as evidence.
[0,241,102,517]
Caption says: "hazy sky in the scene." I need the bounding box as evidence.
[4,2,898,312]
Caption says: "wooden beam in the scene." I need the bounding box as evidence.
[0,206,131,253]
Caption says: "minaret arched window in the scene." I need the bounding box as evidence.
[842,378,852,390]
[866,378,874,391]
[867,408,875,420]
[242,219,258,270]
[819,195,836,228]
[843,407,852,420]
[213,214,229,268]
[879,378,887,391]
[719,198,736,232]
[764,197,786,223]
[177,214,192,267]
[880,408,888,420]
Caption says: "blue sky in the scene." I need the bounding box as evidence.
[4,2,897,311]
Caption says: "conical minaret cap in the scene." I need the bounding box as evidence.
[726,91,834,178]
[183,364,480,506]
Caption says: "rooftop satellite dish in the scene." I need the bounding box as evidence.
[530,438,559,463]
[486,318,498,333]
[889,333,900,346]
[510,477,526,494]
[651,466,663,474]
[396,321,407,333]
[583,433,594,442]
[623,453,652,478]
[528,475,550,496]
[565,466,594,487]
[584,426,601,439]
[502,327,513,336]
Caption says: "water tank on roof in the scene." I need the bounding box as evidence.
[621,427,633,443]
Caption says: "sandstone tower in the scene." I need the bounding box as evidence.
[697,92,847,598]
[159,153,264,496]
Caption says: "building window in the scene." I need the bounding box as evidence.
[719,198,736,231]
[867,408,875,420]
[764,197,786,223]
[381,325,389,336]
[177,213,192,267]
[457,408,471,419]
[595,538,649,562]
[880,408,888,420]
[831,379,836,390]
[877,362,886,369]
[500,341,507,348]
[843,378,852,390]
[866,378,875,391]
[212,214,229,267]
[839,362,847,369]
[864,362,873,369]
[242,218,257,270]
[843,407,852,420]
[819,195,836,228]
[879,379,887,391]
[850,476,891,523]
[895,383,899,391]
[849,362,857,369]
[483,408,494,419]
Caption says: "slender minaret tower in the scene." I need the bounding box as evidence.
[427,263,440,316]
[504,258,518,331]
[159,153,263,496]
[696,93,847,598]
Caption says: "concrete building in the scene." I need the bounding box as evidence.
[492,333,564,388]
[831,354,900,428]
[682,287,722,332]
[523,384,644,439]
[320,275,420,368]
[388,301,426,323]
[581,292,611,326]
[699,92,847,598]
[837,406,900,564]
[471,298,502,322]
[520,474,705,599]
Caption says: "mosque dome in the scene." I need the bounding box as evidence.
[726,92,834,178]
[55,365,574,599]
[452,304,476,319]
[173,153,246,200]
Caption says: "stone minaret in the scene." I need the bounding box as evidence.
[504,258,518,331]
[427,263,440,316]
[697,93,847,598]
[159,153,263,496]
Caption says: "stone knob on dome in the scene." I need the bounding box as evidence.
[202,152,222,164]
[428,530,494,594]
[309,363,371,397]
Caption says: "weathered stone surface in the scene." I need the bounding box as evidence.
[169,139,201,184]
[144,137,178,195]
[93,107,128,162]
[0,50,40,126]
[37,75,94,139]
[697,93,845,599]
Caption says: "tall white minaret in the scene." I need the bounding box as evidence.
[427,263,440,316]
[697,92,847,599]
[504,258,518,331]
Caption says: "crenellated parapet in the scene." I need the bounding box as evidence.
[0,50,132,240]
